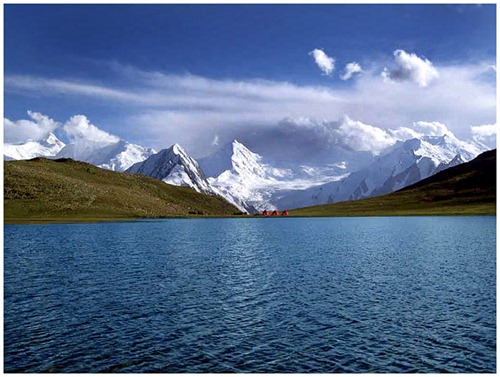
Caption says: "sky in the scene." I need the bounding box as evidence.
[3,4,497,158]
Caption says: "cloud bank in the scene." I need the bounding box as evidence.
[4,50,495,157]
[267,116,465,158]
[309,49,335,76]
[4,109,494,168]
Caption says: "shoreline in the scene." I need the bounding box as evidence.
[5,211,496,225]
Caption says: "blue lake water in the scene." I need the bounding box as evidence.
[4,216,496,373]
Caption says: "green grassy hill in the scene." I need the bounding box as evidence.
[4,158,240,224]
[290,149,496,217]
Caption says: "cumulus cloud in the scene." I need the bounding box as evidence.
[62,115,119,144]
[387,127,421,141]
[412,121,450,136]
[309,49,335,76]
[335,116,395,153]
[340,62,363,80]
[388,121,453,141]
[249,115,395,161]
[4,111,60,144]
[4,111,121,147]
[471,123,496,148]
[382,49,439,87]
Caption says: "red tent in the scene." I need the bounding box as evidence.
[262,210,269,216]
[271,210,279,216]
[281,210,289,216]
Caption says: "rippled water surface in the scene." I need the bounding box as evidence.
[4,217,496,373]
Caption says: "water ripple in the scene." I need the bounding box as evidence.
[4,217,496,373]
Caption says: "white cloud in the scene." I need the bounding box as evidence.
[471,123,496,148]
[388,121,453,141]
[211,134,220,146]
[63,115,119,144]
[471,123,496,137]
[382,49,439,87]
[4,57,495,156]
[277,116,338,145]
[412,121,450,137]
[309,49,335,76]
[387,127,420,141]
[4,75,139,102]
[336,116,395,153]
[4,112,121,148]
[340,62,363,80]
[263,116,396,157]
[4,111,60,144]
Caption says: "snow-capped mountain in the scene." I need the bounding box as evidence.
[275,133,489,209]
[56,139,155,172]
[200,140,347,212]
[126,144,214,194]
[4,131,155,172]
[202,140,292,212]
[5,125,489,213]
[4,133,65,160]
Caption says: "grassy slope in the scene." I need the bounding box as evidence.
[4,158,239,224]
[290,149,496,217]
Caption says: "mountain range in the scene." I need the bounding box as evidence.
[4,133,66,161]
[4,133,155,172]
[274,134,486,210]
[291,149,496,217]
[4,129,491,212]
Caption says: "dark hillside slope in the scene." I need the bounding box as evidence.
[291,149,496,217]
[4,158,239,223]
[401,149,495,197]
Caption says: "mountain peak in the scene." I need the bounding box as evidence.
[231,139,251,153]
[126,144,213,194]
[4,133,66,160]
[171,143,185,155]
[230,140,260,161]
[422,133,458,146]
[199,140,260,178]
[157,144,182,157]
[44,133,65,147]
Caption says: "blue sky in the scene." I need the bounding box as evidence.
[4,4,497,156]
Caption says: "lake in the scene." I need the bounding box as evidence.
[4,216,496,373]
